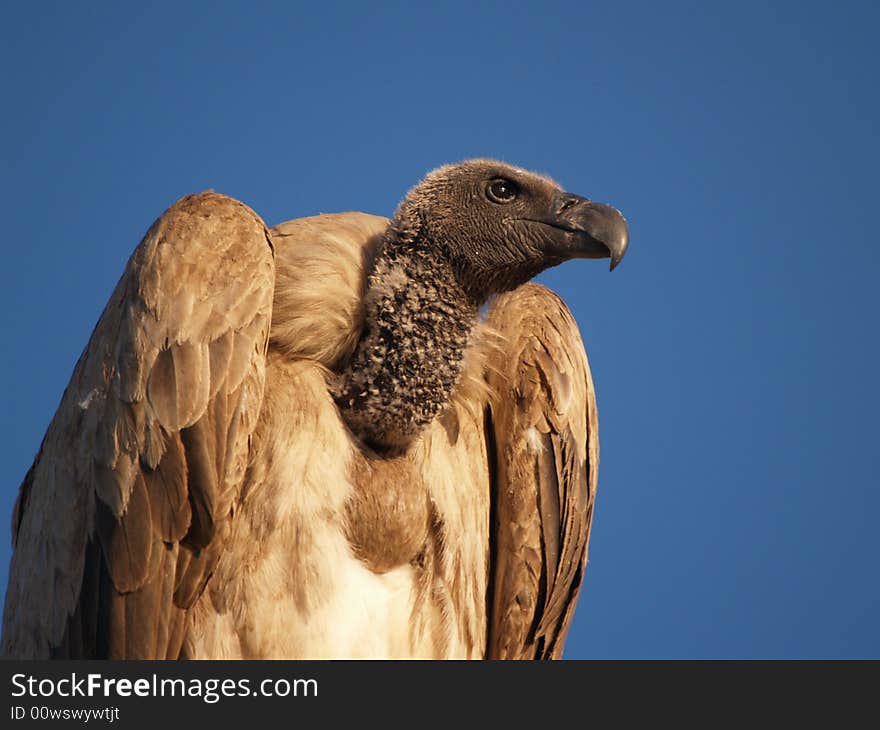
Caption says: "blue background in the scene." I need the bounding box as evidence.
[2,1,877,658]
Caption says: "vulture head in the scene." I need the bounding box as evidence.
[338,158,628,451]
[389,159,628,302]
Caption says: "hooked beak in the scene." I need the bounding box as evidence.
[528,192,629,271]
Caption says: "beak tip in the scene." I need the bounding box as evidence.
[608,237,627,272]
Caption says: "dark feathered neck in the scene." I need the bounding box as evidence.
[334,226,479,452]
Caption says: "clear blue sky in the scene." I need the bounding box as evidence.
[1,1,877,658]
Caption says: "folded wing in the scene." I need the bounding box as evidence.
[484,283,599,659]
[1,193,274,658]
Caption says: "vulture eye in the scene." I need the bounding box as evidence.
[486,178,519,204]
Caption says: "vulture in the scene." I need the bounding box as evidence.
[1,159,627,659]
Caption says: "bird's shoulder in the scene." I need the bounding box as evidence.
[269,212,389,368]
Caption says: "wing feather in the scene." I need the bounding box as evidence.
[484,283,599,660]
[1,192,274,658]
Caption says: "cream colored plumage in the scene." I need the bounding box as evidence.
[2,160,625,659]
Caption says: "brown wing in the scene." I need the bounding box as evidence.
[1,192,274,658]
[484,283,599,660]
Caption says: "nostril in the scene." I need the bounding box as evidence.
[558,196,581,214]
